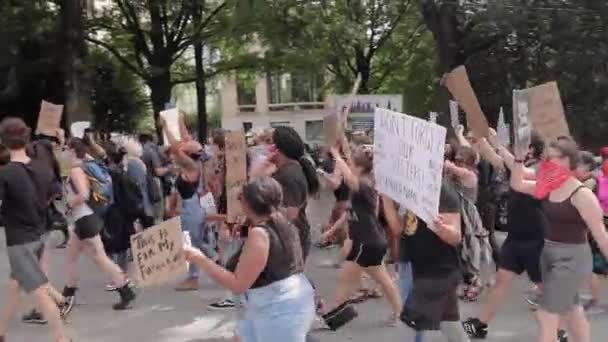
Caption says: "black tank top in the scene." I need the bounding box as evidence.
[543,186,588,244]
[175,175,199,199]
[226,218,304,289]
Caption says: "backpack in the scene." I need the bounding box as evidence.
[109,167,144,218]
[81,160,113,216]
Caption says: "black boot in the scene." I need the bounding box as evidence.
[113,282,136,310]
[61,287,77,318]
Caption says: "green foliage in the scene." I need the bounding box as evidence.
[88,49,148,132]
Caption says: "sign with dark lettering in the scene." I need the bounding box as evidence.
[225,132,247,222]
[35,100,63,136]
[374,108,446,225]
[130,217,187,287]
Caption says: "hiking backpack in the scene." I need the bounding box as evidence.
[81,159,113,216]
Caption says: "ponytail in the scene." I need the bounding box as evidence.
[298,156,320,195]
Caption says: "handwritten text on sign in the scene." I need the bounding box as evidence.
[374,108,446,225]
[130,217,187,287]
[225,132,247,222]
[36,100,64,135]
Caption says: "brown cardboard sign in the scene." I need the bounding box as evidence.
[35,100,63,135]
[130,218,187,287]
[526,82,569,141]
[445,66,489,138]
[225,131,247,222]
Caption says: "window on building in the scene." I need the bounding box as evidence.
[270,121,290,128]
[305,120,324,142]
[242,122,253,132]
[237,73,257,106]
[267,72,323,104]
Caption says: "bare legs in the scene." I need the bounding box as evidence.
[66,235,127,289]
[0,280,69,342]
[536,306,589,342]
[333,261,401,319]
[478,269,516,324]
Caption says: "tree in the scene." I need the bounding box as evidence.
[241,0,428,94]
[88,49,148,133]
[86,0,247,139]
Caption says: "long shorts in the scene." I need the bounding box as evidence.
[499,237,543,283]
[401,272,460,331]
[346,242,387,268]
[540,240,592,314]
[8,240,48,293]
[74,214,103,240]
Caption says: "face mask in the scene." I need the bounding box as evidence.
[535,160,572,199]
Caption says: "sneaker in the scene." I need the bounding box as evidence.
[105,283,118,292]
[207,299,236,310]
[59,299,74,319]
[113,282,136,310]
[22,310,47,325]
[385,316,399,327]
[557,329,568,342]
[462,318,488,339]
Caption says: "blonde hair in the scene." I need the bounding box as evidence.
[117,136,143,158]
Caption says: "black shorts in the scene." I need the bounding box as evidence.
[401,272,460,331]
[499,237,543,284]
[346,242,387,267]
[74,214,103,240]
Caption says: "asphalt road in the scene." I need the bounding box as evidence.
[1,190,608,341]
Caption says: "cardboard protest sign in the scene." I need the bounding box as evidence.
[130,217,187,287]
[496,107,511,146]
[70,121,90,139]
[513,90,532,153]
[160,108,181,146]
[445,66,489,138]
[449,100,460,128]
[524,82,569,141]
[35,100,63,135]
[374,108,446,225]
[225,132,247,222]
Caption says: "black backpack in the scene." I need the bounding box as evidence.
[109,167,144,218]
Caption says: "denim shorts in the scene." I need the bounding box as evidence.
[238,274,315,342]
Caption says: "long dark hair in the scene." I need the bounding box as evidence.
[272,126,320,195]
[29,139,61,181]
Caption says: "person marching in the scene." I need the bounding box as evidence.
[323,146,402,326]
[61,138,136,311]
[511,139,608,342]
[184,177,315,342]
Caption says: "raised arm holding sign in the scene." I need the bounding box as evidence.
[374,108,446,225]
[445,66,489,138]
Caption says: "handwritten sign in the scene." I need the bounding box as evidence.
[513,90,532,153]
[160,108,181,146]
[324,114,341,146]
[225,131,247,222]
[496,107,511,146]
[130,217,187,287]
[374,108,446,225]
[70,121,90,139]
[35,100,63,135]
[445,66,489,138]
[449,100,460,128]
[521,82,570,141]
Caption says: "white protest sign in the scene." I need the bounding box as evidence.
[130,217,188,287]
[496,107,511,146]
[36,100,64,135]
[374,108,446,225]
[449,100,460,128]
[199,192,217,216]
[160,108,181,146]
[513,90,532,153]
[70,121,90,139]
[429,112,438,123]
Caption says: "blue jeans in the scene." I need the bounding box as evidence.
[238,274,315,342]
[399,262,424,342]
[180,195,208,279]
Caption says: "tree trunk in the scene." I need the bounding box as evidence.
[148,71,172,142]
[193,0,208,141]
[62,0,92,126]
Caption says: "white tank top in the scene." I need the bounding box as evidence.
[66,175,94,222]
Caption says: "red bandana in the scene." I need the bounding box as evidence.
[535,160,572,199]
